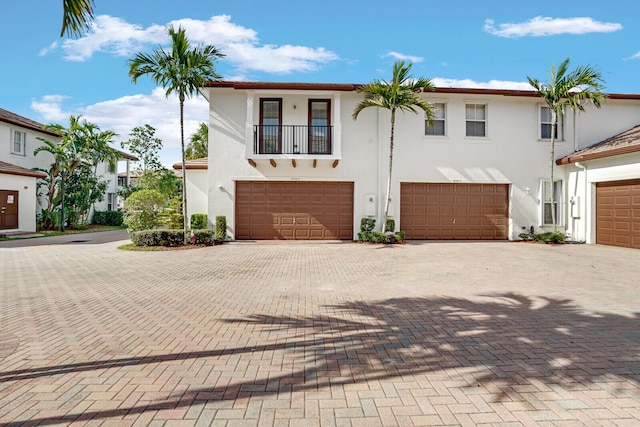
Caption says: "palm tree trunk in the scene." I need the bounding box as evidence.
[550,110,557,232]
[382,109,396,231]
[180,96,189,244]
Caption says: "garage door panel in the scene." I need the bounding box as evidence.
[236,181,353,240]
[596,179,640,249]
[400,183,509,240]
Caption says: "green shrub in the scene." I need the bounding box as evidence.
[194,229,215,245]
[360,217,375,232]
[191,213,208,229]
[123,189,166,232]
[130,229,215,246]
[159,197,183,229]
[520,231,566,243]
[92,210,124,226]
[215,216,227,241]
[384,219,395,232]
[359,229,405,244]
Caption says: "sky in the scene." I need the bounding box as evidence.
[1,1,639,168]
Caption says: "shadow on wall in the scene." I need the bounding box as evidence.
[3,293,639,423]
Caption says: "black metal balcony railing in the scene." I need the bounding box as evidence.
[253,125,332,155]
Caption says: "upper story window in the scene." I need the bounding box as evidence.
[258,98,282,154]
[539,106,563,140]
[425,103,446,136]
[309,99,331,154]
[465,104,486,137]
[11,130,26,155]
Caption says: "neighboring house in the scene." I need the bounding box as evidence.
[558,125,640,249]
[0,107,136,232]
[0,161,46,233]
[172,157,208,223]
[192,81,640,247]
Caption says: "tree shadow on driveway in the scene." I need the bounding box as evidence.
[3,293,639,424]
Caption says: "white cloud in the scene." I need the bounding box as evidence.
[484,16,622,38]
[431,78,533,91]
[31,89,208,167]
[626,51,640,60]
[383,52,424,63]
[39,41,59,57]
[49,14,338,75]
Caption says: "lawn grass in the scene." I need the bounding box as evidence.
[118,243,208,251]
[0,225,127,241]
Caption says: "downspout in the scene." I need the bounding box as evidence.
[574,161,587,242]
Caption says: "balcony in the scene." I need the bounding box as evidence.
[253,125,333,155]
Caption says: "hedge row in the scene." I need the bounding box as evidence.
[92,210,124,226]
[130,229,216,246]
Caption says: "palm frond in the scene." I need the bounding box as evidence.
[60,0,95,38]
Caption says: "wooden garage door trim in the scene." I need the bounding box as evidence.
[400,183,509,240]
[235,181,354,240]
[596,179,640,249]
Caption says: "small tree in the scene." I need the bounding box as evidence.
[120,124,164,172]
[527,58,606,230]
[123,189,166,232]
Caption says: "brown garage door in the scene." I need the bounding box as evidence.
[236,181,353,240]
[596,179,640,249]
[400,183,509,240]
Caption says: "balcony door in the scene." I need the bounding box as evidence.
[308,99,331,154]
[259,98,282,154]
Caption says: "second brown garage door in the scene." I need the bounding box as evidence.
[596,179,640,249]
[400,183,509,240]
[236,181,353,240]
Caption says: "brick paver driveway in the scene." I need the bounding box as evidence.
[1,236,639,426]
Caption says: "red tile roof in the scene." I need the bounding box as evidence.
[172,157,208,170]
[557,125,640,165]
[0,108,60,137]
[0,161,47,178]
[204,81,640,100]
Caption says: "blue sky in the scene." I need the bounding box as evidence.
[1,0,639,167]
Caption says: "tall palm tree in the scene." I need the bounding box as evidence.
[353,61,435,231]
[61,0,95,37]
[527,58,605,231]
[128,25,224,243]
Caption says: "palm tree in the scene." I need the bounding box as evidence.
[128,25,224,243]
[61,0,95,37]
[527,58,605,231]
[185,122,208,160]
[353,61,436,231]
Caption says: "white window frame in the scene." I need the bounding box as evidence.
[465,103,487,138]
[425,102,446,136]
[539,105,564,141]
[539,179,564,226]
[107,193,116,211]
[11,130,26,155]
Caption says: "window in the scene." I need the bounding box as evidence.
[308,99,331,154]
[11,130,26,155]
[539,106,563,140]
[465,104,486,137]
[540,180,563,226]
[258,98,282,154]
[425,103,446,136]
[107,193,116,211]
[105,162,116,174]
